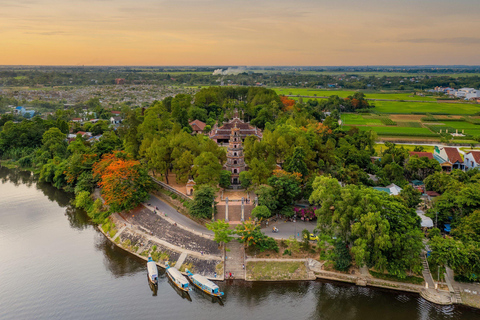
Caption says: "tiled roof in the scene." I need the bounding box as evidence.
[467,151,480,164]
[189,119,206,131]
[443,147,463,164]
[209,118,262,140]
[409,151,434,160]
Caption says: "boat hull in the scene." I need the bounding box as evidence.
[166,270,190,292]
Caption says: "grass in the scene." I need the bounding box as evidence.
[273,88,438,101]
[246,261,308,281]
[369,270,424,285]
[374,143,435,155]
[374,101,480,115]
[342,114,383,126]
[179,262,194,272]
[355,126,437,137]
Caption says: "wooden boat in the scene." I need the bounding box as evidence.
[186,269,224,297]
[147,255,158,284]
[165,262,191,292]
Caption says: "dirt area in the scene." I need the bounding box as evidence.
[389,114,425,121]
[220,189,251,201]
[153,173,190,196]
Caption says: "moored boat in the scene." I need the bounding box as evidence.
[186,269,224,297]
[165,262,191,292]
[147,255,158,284]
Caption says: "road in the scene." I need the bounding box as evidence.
[261,219,317,240]
[145,194,213,235]
[145,194,316,240]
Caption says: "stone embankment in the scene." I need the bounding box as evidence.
[99,205,224,280]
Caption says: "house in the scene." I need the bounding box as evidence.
[409,151,434,160]
[372,183,403,196]
[111,111,122,116]
[464,151,480,170]
[455,88,479,100]
[14,106,35,118]
[189,120,206,134]
[71,118,83,123]
[436,146,464,170]
[110,116,122,125]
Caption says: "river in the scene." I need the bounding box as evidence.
[0,167,478,320]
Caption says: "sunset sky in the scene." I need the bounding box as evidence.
[1,0,479,66]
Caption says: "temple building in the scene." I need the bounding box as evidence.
[224,124,246,186]
[209,116,262,144]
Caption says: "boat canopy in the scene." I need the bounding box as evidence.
[191,274,219,291]
[168,268,189,286]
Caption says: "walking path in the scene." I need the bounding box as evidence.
[421,253,435,289]
[147,194,212,236]
[225,241,245,280]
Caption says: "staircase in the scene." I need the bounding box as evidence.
[215,203,253,222]
[225,240,245,280]
[453,287,463,304]
[421,253,435,289]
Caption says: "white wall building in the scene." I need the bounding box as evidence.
[464,151,480,170]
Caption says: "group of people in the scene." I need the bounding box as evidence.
[226,272,234,279]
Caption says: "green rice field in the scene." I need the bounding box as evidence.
[274,88,437,101]
[373,101,480,115]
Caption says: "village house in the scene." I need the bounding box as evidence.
[189,120,206,135]
[435,146,464,171]
[110,116,122,125]
[372,183,403,196]
[464,151,480,170]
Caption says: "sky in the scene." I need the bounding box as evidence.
[1,0,479,66]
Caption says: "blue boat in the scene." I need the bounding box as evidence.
[165,262,191,292]
[186,269,224,297]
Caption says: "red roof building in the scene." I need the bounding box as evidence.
[189,120,206,134]
[437,147,465,171]
[209,117,262,144]
[465,150,480,170]
[409,151,434,160]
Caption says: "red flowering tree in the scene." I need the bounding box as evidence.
[93,151,153,212]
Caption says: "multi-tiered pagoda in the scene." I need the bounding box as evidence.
[225,123,246,186]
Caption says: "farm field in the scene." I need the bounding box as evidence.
[258,70,480,77]
[341,114,383,125]
[374,144,435,155]
[373,101,480,115]
[355,126,437,137]
[273,88,437,101]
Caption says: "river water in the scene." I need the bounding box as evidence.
[0,167,478,320]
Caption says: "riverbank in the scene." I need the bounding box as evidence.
[96,195,470,308]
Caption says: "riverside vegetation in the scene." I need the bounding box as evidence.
[0,86,479,284]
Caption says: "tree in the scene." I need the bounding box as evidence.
[251,205,271,220]
[145,137,172,184]
[41,127,67,158]
[284,146,309,179]
[267,170,302,214]
[92,151,153,212]
[399,185,422,208]
[173,150,195,184]
[256,185,278,213]
[309,175,423,277]
[334,241,352,271]
[236,218,279,252]
[193,152,222,186]
[189,184,216,219]
[239,171,252,189]
[206,220,234,245]
[219,170,232,189]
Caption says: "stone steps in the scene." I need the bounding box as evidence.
[225,240,245,280]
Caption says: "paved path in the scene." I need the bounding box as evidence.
[421,253,435,289]
[262,220,316,239]
[176,252,188,268]
[225,240,245,280]
[147,194,212,235]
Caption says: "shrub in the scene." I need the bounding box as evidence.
[333,241,352,272]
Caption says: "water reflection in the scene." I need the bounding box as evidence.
[94,235,144,278]
[1,166,480,320]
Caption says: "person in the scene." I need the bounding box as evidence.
[214,272,217,278]
[242,264,245,269]
[229,272,232,278]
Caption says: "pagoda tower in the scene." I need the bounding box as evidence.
[225,123,246,186]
